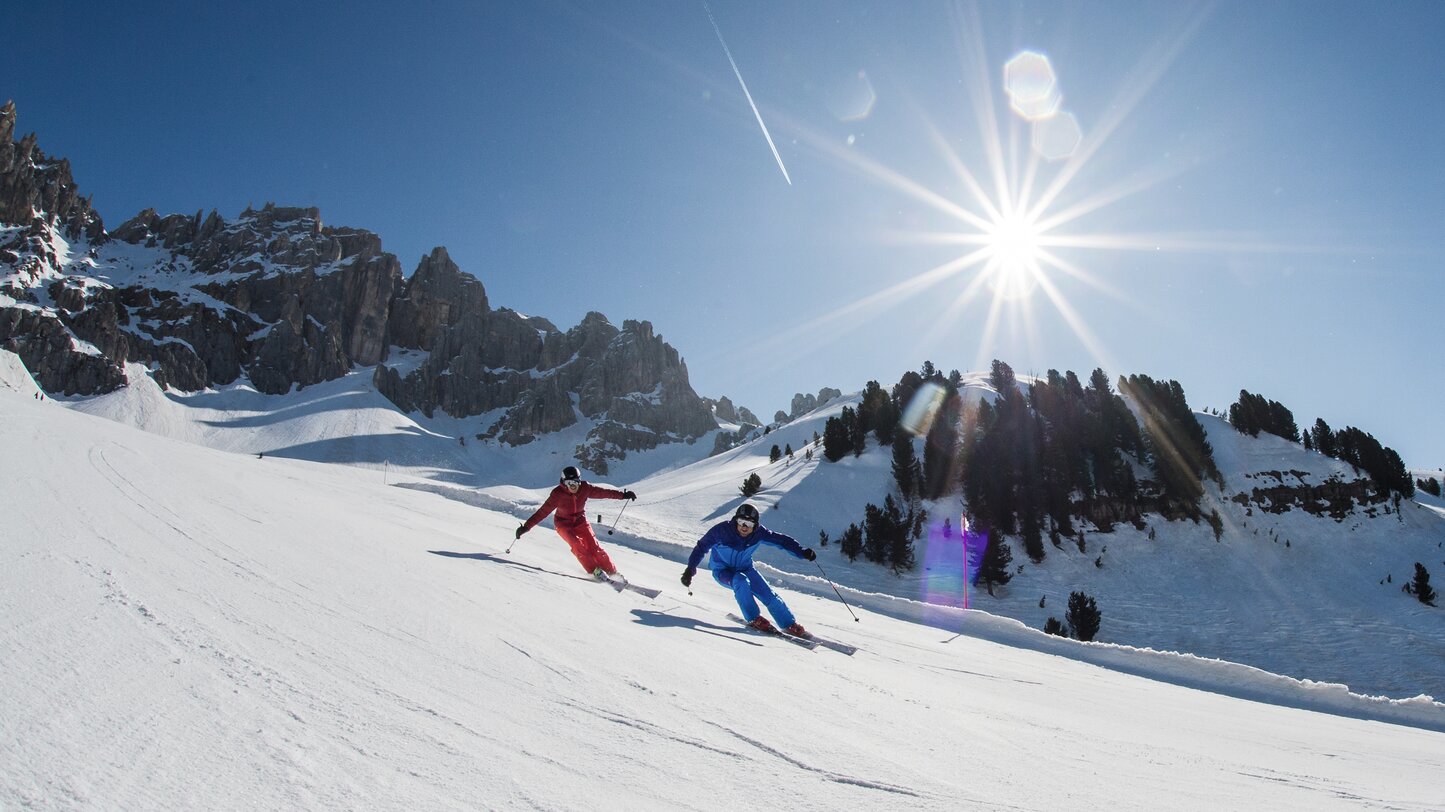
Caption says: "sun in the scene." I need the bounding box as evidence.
[982,212,1044,299]
[731,11,1241,377]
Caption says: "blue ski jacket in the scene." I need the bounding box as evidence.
[686,519,807,573]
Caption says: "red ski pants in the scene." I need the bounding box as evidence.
[555,521,616,575]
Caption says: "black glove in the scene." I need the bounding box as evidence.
[801,548,817,561]
[681,566,696,587]
[515,525,526,540]
[623,490,637,500]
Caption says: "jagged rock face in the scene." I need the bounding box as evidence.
[387,246,488,351]
[0,305,126,394]
[709,396,739,423]
[3,102,404,398]
[2,101,719,467]
[379,299,718,472]
[113,202,403,390]
[772,387,843,426]
[1,200,402,396]
[0,102,104,242]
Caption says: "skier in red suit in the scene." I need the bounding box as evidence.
[516,466,637,579]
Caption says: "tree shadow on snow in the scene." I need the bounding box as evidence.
[629,608,764,648]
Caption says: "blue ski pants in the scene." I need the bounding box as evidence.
[713,566,795,628]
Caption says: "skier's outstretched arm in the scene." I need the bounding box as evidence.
[584,483,635,501]
[682,525,722,585]
[761,528,816,561]
[520,490,561,534]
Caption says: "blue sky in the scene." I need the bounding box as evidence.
[5,1,1442,468]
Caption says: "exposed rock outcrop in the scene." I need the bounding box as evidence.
[378,279,717,472]
[0,101,104,242]
[774,386,843,425]
[1,101,720,467]
[1230,472,1386,521]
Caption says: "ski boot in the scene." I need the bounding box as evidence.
[747,616,778,634]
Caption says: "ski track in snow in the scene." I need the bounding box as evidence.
[703,721,933,800]
[5,354,1445,808]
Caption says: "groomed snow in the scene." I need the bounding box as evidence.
[34,355,1445,701]
[2,359,1443,809]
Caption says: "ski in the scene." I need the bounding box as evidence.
[727,614,818,650]
[599,573,660,599]
[803,635,857,656]
[727,614,855,655]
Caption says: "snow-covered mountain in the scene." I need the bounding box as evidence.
[0,102,726,473]
[5,96,1445,807]
[2,357,1441,809]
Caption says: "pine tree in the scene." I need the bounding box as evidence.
[818,529,829,548]
[1412,563,1437,606]
[892,370,925,414]
[975,536,1014,596]
[1383,447,1414,497]
[846,405,866,457]
[885,495,915,571]
[862,502,890,564]
[1311,418,1338,457]
[921,396,960,499]
[1066,591,1102,641]
[1120,373,1218,512]
[989,359,1017,396]
[858,380,887,437]
[891,433,921,502]
[769,444,782,463]
[1043,617,1068,637]
[784,443,794,459]
[840,523,864,561]
[739,472,762,497]
[822,415,852,461]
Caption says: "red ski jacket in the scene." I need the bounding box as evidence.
[523,482,627,531]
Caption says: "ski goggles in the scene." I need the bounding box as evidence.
[563,478,581,487]
[735,518,756,531]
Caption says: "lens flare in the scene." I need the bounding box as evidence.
[920,517,990,617]
[723,3,1327,380]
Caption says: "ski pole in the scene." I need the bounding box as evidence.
[609,499,632,531]
[505,526,523,555]
[814,560,860,622]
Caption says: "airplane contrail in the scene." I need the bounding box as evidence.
[703,1,792,185]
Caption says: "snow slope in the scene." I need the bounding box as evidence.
[3,375,1442,809]
[29,355,1445,700]
[529,379,1445,702]
[58,356,722,491]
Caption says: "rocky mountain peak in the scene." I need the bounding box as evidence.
[0,101,104,242]
[2,102,724,469]
[388,246,488,351]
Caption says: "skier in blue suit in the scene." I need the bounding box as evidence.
[682,503,816,636]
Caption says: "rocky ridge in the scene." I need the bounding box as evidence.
[0,102,733,470]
